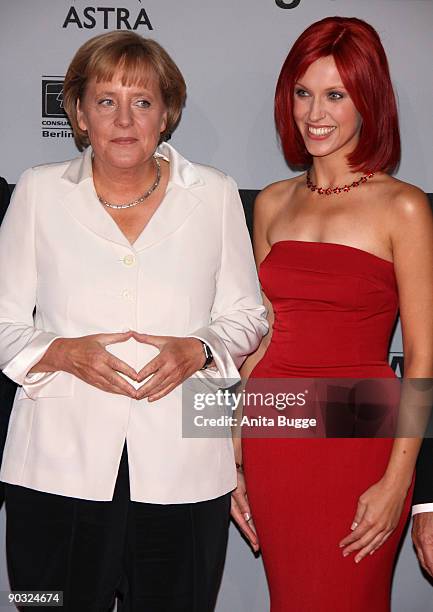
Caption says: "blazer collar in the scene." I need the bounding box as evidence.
[60,143,204,251]
[61,142,204,189]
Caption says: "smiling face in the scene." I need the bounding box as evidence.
[293,55,362,162]
[76,68,168,173]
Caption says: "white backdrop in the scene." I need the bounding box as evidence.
[1,0,433,191]
[0,0,432,609]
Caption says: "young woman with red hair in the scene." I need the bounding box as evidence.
[232,16,433,611]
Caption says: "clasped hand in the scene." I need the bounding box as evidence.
[50,330,206,401]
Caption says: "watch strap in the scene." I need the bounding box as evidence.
[200,341,213,370]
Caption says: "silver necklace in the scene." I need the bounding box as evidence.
[97,156,161,209]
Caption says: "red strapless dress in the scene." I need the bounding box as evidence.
[242,241,413,612]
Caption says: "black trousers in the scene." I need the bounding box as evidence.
[4,446,231,612]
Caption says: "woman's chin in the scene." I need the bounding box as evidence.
[304,145,336,159]
[99,153,151,171]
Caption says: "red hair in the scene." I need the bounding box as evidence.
[275,16,400,173]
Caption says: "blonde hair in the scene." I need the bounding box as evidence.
[63,31,186,151]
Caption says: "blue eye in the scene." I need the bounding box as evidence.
[328,91,344,100]
[136,99,151,108]
[98,98,115,106]
[295,88,309,97]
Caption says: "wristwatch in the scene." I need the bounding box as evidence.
[200,341,213,370]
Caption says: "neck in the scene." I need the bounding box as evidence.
[309,154,363,189]
[92,155,157,202]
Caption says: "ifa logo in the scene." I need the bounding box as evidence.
[42,80,66,118]
[41,78,73,140]
[62,5,153,30]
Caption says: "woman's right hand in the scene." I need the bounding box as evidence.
[231,467,260,553]
[29,331,138,398]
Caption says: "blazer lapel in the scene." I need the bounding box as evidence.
[132,183,201,251]
[60,143,205,250]
[61,179,133,247]
[61,147,131,247]
[134,143,205,251]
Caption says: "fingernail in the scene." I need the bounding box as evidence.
[343,551,349,557]
[355,556,361,563]
[351,522,358,531]
[369,550,375,556]
[243,512,251,521]
[339,543,344,548]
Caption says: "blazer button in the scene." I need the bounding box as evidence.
[123,254,135,266]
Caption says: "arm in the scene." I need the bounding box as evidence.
[186,175,269,381]
[0,169,61,396]
[231,188,275,551]
[233,188,275,465]
[231,292,273,552]
[340,185,433,562]
[396,191,433,574]
[382,186,433,488]
[413,438,433,511]
[412,436,433,576]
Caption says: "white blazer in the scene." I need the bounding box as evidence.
[0,143,268,503]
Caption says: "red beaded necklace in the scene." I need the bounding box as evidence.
[306,170,375,195]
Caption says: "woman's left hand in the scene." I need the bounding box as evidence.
[339,477,409,563]
[231,468,260,553]
[132,333,206,401]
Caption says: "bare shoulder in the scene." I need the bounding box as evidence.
[377,176,433,256]
[254,175,303,222]
[383,176,432,225]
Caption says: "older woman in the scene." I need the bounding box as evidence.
[0,31,267,611]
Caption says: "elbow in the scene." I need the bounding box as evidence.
[403,349,433,378]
